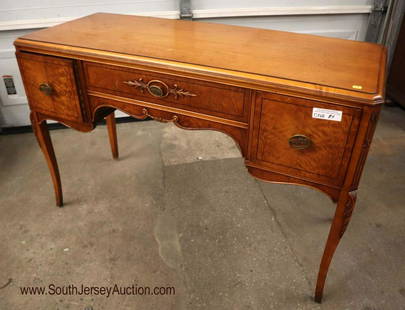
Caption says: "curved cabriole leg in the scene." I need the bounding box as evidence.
[30,112,63,207]
[314,190,357,303]
[105,112,119,159]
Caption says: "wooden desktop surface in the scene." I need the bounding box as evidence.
[14,13,387,303]
[18,13,385,97]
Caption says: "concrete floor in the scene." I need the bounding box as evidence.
[0,105,405,310]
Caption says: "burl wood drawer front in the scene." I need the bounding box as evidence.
[251,93,361,187]
[17,52,83,122]
[83,62,249,122]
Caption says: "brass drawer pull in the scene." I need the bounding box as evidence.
[123,78,196,99]
[39,83,53,96]
[288,134,312,150]
[142,108,178,123]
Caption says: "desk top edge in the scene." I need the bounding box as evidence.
[14,13,387,105]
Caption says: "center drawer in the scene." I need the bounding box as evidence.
[83,62,249,122]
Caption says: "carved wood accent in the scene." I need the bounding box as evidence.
[123,79,197,99]
[15,13,386,304]
[123,78,146,91]
[84,61,250,123]
[88,95,249,157]
[142,107,179,123]
[339,190,357,238]
[315,189,358,303]
[351,109,380,189]
[169,84,197,99]
[30,112,63,207]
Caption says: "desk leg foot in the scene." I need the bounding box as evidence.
[106,112,119,159]
[315,190,357,303]
[30,112,63,207]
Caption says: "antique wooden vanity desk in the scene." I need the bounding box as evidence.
[14,13,386,303]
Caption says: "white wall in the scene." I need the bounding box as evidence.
[0,0,373,127]
[192,0,373,9]
[200,15,370,40]
[0,0,179,23]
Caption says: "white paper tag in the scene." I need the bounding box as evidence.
[312,108,342,122]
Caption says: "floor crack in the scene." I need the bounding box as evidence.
[158,124,168,212]
[254,180,314,293]
[0,278,12,290]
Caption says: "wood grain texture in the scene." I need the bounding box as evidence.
[14,13,387,304]
[30,112,63,207]
[106,112,119,159]
[87,90,249,130]
[15,13,387,105]
[17,52,83,122]
[88,95,249,157]
[315,190,357,303]
[18,13,384,95]
[350,108,380,190]
[84,61,250,122]
[250,92,361,187]
[14,39,386,106]
[245,164,340,202]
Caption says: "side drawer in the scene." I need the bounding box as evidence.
[250,92,362,187]
[83,62,249,122]
[17,52,83,122]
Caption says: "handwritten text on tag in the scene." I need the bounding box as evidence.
[312,108,342,122]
